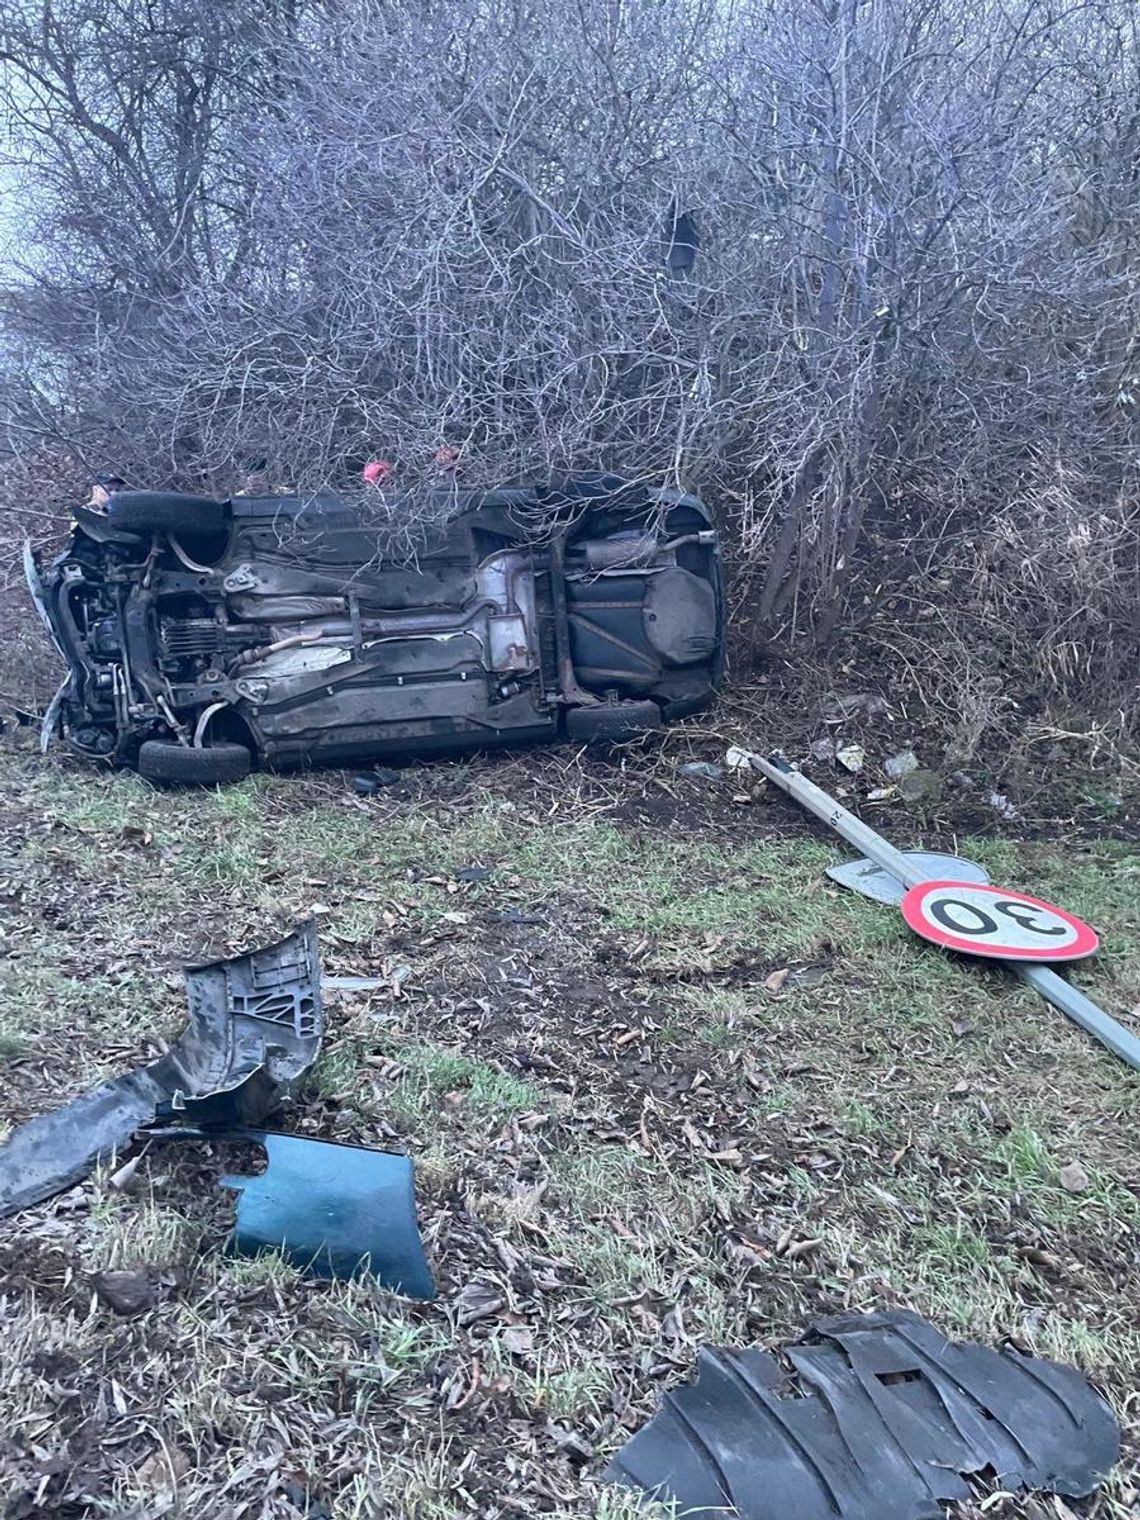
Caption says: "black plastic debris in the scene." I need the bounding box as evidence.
[219,1129,435,1298]
[0,925,323,1217]
[606,1311,1119,1520]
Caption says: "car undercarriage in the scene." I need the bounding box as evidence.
[27,474,724,783]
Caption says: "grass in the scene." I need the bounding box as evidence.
[386,1045,543,1131]
[1,742,1138,1516]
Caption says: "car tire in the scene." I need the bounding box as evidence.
[564,700,662,742]
[107,491,228,537]
[138,740,252,786]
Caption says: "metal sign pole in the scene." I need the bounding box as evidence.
[752,755,926,886]
[749,754,1140,1072]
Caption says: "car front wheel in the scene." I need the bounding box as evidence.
[137,740,253,786]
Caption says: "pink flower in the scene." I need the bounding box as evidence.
[363,459,392,485]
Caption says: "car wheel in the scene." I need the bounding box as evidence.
[107,491,228,537]
[564,700,662,742]
[137,740,252,786]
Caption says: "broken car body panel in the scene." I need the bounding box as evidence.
[219,1130,435,1299]
[0,925,323,1218]
[606,1311,1119,1520]
[28,475,724,778]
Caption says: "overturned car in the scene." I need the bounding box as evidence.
[26,474,723,784]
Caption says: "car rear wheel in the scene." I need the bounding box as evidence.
[138,740,252,786]
[108,491,228,537]
[564,700,662,742]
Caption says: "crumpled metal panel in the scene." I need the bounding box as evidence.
[0,925,323,1218]
[606,1311,1119,1520]
[220,1130,435,1299]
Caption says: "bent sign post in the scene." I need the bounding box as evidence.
[901,881,1099,962]
[745,752,1140,1072]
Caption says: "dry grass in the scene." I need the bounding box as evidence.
[1,737,1138,1518]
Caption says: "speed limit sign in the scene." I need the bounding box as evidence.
[901,881,1099,962]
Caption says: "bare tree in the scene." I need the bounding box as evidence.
[0,0,296,475]
[1,0,1136,683]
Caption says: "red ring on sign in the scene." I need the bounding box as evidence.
[900,880,1099,961]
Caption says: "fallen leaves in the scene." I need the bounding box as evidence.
[499,1326,534,1357]
[774,1226,824,1261]
[1058,1160,1091,1194]
[456,1279,508,1326]
[135,1445,191,1493]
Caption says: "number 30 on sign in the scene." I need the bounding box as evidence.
[900,881,1099,962]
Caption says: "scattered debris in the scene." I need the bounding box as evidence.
[808,737,836,762]
[606,1310,1120,1520]
[108,1153,144,1193]
[3,928,438,1295]
[763,968,790,993]
[455,865,494,883]
[884,747,919,780]
[678,761,725,782]
[725,745,755,771]
[989,790,1020,821]
[219,1130,435,1298]
[835,742,865,773]
[0,925,323,1218]
[821,691,891,724]
[91,1268,155,1317]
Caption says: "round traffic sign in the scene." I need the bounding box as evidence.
[900,880,1099,961]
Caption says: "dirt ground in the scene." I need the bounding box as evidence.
[1,734,1138,1520]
